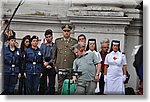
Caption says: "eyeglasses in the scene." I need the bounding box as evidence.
[46,36,52,38]
[63,30,70,32]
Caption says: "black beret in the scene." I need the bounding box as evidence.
[23,35,31,39]
[61,24,72,31]
[8,35,16,41]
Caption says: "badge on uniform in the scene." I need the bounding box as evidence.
[12,64,15,67]
[17,51,20,55]
[33,62,36,65]
[113,56,117,60]
[38,51,41,55]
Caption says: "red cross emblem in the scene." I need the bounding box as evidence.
[113,56,117,60]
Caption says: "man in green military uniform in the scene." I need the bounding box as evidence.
[53,24,77,94]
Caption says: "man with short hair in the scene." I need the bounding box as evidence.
[53,24,77,94]
[39,29,56,95]
[99,42,109,94]
[77,34,86,50]
[72,44,101,95]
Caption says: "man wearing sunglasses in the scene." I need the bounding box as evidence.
[53,24,77,94]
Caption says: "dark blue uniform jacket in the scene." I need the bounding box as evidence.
[25,47,43,74]
[4,45,21,74]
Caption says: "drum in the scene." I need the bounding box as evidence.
[61,79,76,95]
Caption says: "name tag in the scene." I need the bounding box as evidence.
[12,65,15,67]
[33,62,36,65]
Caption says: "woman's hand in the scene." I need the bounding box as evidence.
[24,73,26,78]
[18,73,21,78]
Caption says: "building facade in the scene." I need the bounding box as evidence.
[1,0,143,91]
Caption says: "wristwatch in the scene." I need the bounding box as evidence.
[96,73,99,76]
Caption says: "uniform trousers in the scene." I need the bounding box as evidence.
[3,74,18,95]
[39,67,56,95]
[99,72,105,94]
[26,74,40,95]
[75,81,96,95]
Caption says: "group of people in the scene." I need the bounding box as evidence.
[2,23,129,95]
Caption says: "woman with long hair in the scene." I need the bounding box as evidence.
[18,35,31,95]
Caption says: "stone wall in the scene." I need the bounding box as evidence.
[0,0,143,91]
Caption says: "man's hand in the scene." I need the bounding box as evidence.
[24,73,26,78]
[46,65,52,69]
[44,62,49,67]
[95,75,99,82]
[40,73,43,77]
[72,76,77,83]
[18,73,21,78]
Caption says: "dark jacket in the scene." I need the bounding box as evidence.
[4,45,21,74]
[40,42,55,67]
[25,47,43,74]
[100,51,108,72]
[133,45,143,80]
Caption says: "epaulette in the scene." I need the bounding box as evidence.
[122,52,126,55]
[84,53,88,56]
[55,37,62,41]
[55,37,64,43]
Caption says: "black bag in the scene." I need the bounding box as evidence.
[125,87,135,95]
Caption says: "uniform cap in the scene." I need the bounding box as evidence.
[8,35,16,41]
[61,24,72,31]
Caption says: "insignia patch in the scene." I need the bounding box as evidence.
[38,51,41,55]
[17,51,20,55]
